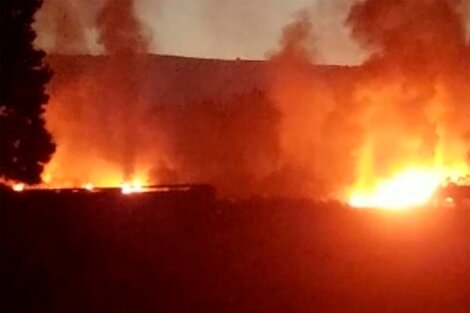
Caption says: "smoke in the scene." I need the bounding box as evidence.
[152,90,281,196]
[348,0,470,174]
[43,0,162,186]
[195,0,365,63]
[269,0,470,199]
[40,0,470,199]
[34,0,366,63]
[34,0,104,54]
[41,0,281,195]
[96,0,150,54]
[307,0,366,65]
[95,0,153,180]
[267,9,362,198]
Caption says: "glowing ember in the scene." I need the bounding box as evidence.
[121,180,144,194]
[83,182,94,191]
[12,183,25,192]
[349,168,444,210]
[444,197,455,206]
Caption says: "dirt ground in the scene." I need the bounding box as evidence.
[1,190,469,313]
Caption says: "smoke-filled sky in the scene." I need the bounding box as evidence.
[35,0,372,64]
[147,0,365,64]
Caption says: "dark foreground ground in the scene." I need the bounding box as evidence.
[1,189,469,313]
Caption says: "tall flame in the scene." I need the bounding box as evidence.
[268,0,470,205]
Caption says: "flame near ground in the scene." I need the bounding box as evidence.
[348,166,469,209]
[269,0,470,209]
[31,0,470,208]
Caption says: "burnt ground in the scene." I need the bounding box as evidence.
[1,189,469,313]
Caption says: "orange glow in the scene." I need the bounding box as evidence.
[444,197,455,207]
[342,68,470,210]
[121,179,144,194]
[83,182,94,191]
[41,54,161,192]
[42,149,153,190]
[349,168,440,209]
[12,183,25,192]
[349,165,468,210]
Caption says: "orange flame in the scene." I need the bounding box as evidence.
[348,161,469,210]
[83,182,94,191]
[12,183,25,192]
[120,179,144,194]
[349,168,439,209]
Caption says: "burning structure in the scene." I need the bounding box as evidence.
[31,0,470,209]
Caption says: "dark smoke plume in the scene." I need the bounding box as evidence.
[43,0,159,185]
[269,0,470,199]
[95,0,152,180]
[42,0,281,195]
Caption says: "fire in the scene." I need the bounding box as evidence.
[349,168,440,209]
[41,164,149,194]
[121,179,144,194]
[345,80,470,210]
[3,177,150,194]
[349,166,469,210]
[83,182,94,191]
[12,183,25,192]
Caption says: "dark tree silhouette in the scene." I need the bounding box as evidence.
[0,0,55,184]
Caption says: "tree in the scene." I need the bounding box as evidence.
[0,0,55,184]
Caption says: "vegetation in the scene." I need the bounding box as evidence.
[0,0,55,184]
